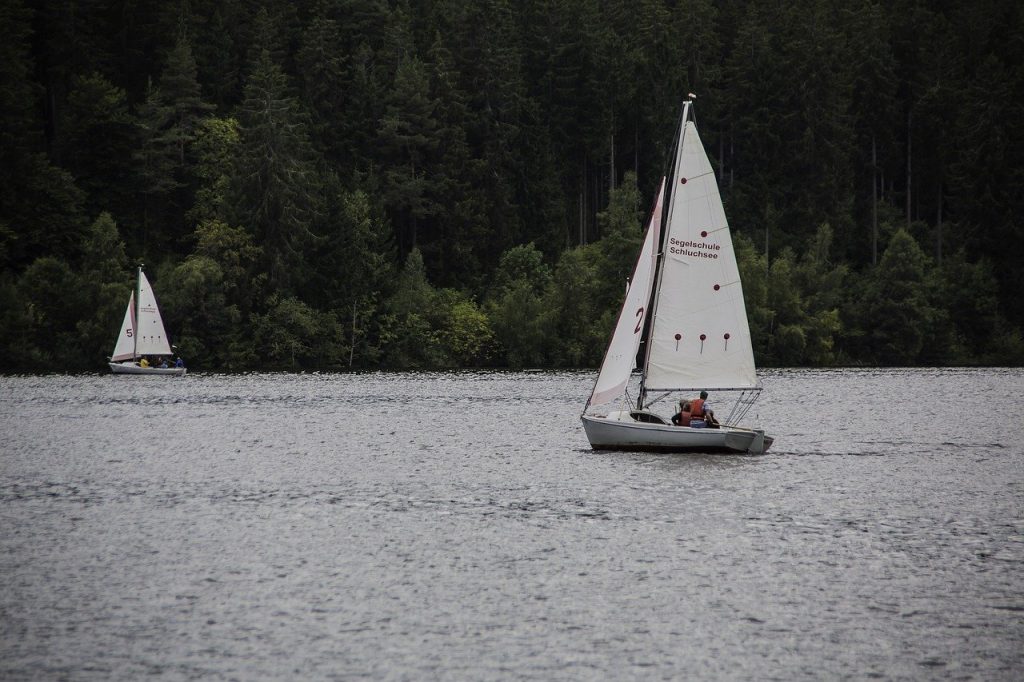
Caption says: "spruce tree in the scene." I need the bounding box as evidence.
[231,48,323,294]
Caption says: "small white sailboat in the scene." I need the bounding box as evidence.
[108,266,186,376]
[582,98,772,454]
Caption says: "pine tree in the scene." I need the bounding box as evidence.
[377,55,440,257]
[230,48,323,294]
[56,73,138,232]
[296,3,347,166]
[0,0,86,269]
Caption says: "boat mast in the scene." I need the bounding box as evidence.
[637,97,692,410]
[134,265,142,360]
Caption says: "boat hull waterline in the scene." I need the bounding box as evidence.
[109,362,186,376]
[581,414,772,454]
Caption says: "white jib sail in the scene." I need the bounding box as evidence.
[135,271,173,356]
[590,178,666,406]
[110,293,136,362]
[644,118,758,391]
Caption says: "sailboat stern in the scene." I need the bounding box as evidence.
[725,428,773,454]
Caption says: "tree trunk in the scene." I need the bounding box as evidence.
[349,301,357,367]
[729,129,735,190]
[872,135,878,266]
[577,186,585,246]
[634,123,639,180]
[609,127,615,195]
[906,109,912,229]
[410,161,417,247]
[719,133,725,182]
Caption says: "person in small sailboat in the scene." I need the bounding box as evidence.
[688,391,720,428]
[672,400,692,426]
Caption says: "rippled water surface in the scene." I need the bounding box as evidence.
[1,368,1022,680]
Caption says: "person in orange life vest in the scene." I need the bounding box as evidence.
[689,391,719,428]
[671,399,692,426]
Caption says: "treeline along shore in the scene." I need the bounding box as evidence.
[2,0,1022,371]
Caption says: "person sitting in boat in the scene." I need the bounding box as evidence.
[671,400,692,427]
[138,357,150,368]
[689,391,720,428]
[174,356,184,368]
[159,359,169,368]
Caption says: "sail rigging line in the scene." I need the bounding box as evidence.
[722,389,762,425]
[642,391,674,408]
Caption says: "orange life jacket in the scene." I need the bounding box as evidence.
[690,398,705,418]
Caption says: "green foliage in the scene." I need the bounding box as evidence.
[0,274,36,370]
[159,256,233,370]
[16,257,87,368]
[82,212,129,284]
[486,243,552,367]
[378,56,440,253]
[230,48,323,293]
[251,295,334,370]
[192,219,262,311]
[1,152,86,269]
[188,117,241,225]
[437,293,495,367]
[74,213,132,366]
[543,244,607,366]
[57,73,138,226]
[850,230,942,365]
[596,171,644,306]
[1,0,1022,372]
[488,281,549,368]
[318,187,395,366]
[489,242,552,299]
[135,36,215,247]
[380,249,443,368]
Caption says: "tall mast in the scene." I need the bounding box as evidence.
[637,97,692,410]
[134,265,142,360]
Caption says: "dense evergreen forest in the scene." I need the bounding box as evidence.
[1,0,1022,372]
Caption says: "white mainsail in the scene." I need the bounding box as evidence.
[135,271,173,356]
[589,178,665,406]
[644,106,757,391]
[110,293,136,362]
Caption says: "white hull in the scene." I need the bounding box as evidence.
[581,413,771,454]
[109,362,186,376]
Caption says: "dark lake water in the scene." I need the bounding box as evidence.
[1,368,1022,680]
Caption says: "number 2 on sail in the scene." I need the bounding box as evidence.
[634,307,644,334]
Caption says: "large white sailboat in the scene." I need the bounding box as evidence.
[581,98,771,454]
[108,266,186,376]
